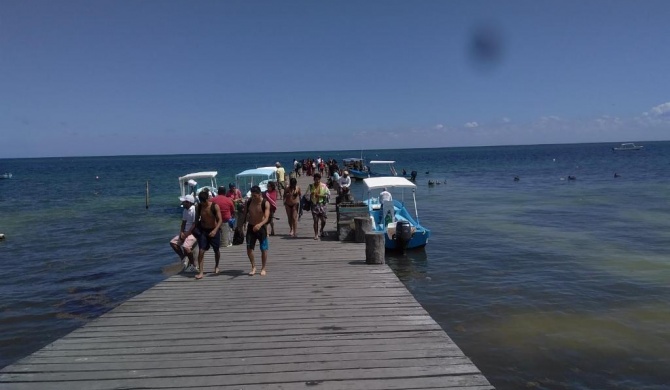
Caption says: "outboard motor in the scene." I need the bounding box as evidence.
[395,221,412,251]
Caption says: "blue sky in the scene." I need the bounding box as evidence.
[2,0,669,158]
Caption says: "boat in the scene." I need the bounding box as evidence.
[612,143,643,151]
[235,166,278,198]
[367,161,416,180]
[362,176,430,250]
[0,173,12,179]
[178,171,218,201]
[342,158,368,181]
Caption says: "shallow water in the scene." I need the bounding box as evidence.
[1,142,669,389]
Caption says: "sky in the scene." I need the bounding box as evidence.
[1,0,670,158]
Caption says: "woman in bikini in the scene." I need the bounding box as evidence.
[283,177,301,237]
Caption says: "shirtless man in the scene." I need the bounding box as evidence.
[245,185,270,276]
[194,190,222,280]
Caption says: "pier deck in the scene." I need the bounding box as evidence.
[0,174,492,389]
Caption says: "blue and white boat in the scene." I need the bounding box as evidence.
[178,171,218,200]
[363,176,430,250]
[0,173,12,180]
[235,166,278,198]
[342,158,368,181]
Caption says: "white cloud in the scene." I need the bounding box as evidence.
[644,102,670,117]
[501,117,511,123]
[464,122,479,128]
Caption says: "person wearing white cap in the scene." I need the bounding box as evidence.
[275,162,286,199]
[170,195,198,272]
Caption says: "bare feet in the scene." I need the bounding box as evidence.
[248,267,256,276]
[214,267,220,275]
[313,236,319,240]
[260,269,267,276]
[195,273,204,280]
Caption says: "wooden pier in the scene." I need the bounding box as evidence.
[0,174,493,389]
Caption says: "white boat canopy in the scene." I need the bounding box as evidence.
[368,160,396,164]
[178,171,218,181]
[363,176,416,190]
[235,167,277,178]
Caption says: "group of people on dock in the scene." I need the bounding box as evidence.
[170,158,352,279]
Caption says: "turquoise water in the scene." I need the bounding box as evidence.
[1,143,669,389]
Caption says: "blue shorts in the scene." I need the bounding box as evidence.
[196,228,221,252]
[246,224,269,251]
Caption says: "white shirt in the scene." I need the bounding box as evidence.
[380,190,392,202]
[339,175,351,188]
[182,205,196,232]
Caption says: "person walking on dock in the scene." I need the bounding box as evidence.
[245,186,270,276]
[309,173,330,240]
[275,162,286,199]
[263,181,278,236]
[212,186,236,249]
[194,190,222,280]
[283,177,301,237]
[170,194,198,272]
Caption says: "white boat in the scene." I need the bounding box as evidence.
[0,173,12,180]
[612,143,643,151]
[178,171,218,201]
[367,161,416,180]
[235,166,278,198]
[362,176,430,250]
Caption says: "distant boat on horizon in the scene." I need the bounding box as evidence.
[0,173,12,179]
[612,143,643,151]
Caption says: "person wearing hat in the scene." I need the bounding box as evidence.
[170,195,198,272]
[338,170,351,193]
[275,162,286,199]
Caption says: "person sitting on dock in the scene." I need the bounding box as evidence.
[194,190,222,280]
[245,185,270,276]
[170,195,198,272]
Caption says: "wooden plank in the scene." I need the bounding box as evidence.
[0,174,493,389]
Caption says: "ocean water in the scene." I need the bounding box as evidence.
[1,142,669,389]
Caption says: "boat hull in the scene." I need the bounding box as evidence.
[382,227,430,250]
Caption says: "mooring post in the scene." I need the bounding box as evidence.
[365,231,385,264]
[354,216,372,243]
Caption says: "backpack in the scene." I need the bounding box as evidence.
[245,198,267,213]
[232,228,244,245]
[245,198,268,223]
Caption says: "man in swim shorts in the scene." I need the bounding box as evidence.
[194,189,222,280]
[245,186,270,276]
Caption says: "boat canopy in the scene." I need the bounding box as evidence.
[363,177,416,191]
[369,160,396,164]
[178,171,218,181]
[235,167,277,178]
